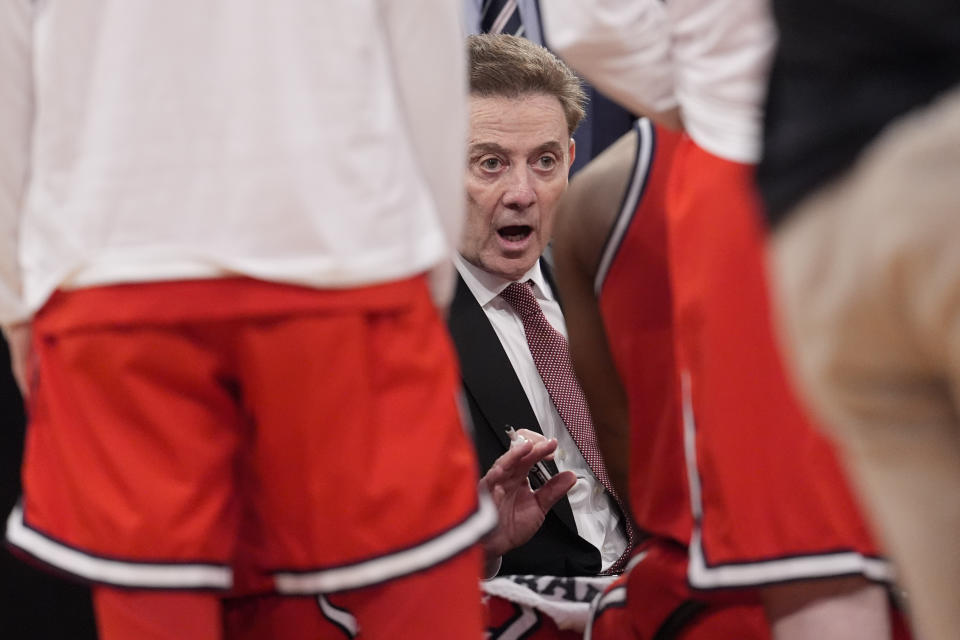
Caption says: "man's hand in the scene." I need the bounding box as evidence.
[478,433,577,573]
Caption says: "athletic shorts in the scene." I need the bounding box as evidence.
[7,276,495,594]
[664,137,891,590]
[588,539,769,640]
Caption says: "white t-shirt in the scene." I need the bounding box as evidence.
[0,0,466,325]
[542,0,776,164]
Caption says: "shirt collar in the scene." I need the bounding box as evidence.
[453,253,554,308]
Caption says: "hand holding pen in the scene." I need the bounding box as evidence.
[479,428,577,569]
[505,425,555,487]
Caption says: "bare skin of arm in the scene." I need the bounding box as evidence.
[552,129,638,504]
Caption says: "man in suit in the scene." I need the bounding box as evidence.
[450,34,633,577]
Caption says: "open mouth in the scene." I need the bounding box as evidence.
[497,225,533,242]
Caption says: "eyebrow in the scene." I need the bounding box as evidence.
[467,142,507,159]
[468,140,565,160]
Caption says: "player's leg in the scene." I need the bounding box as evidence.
[770,87,960,640]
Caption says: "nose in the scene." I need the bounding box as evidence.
[502,167,536,210]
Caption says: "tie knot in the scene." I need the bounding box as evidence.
[500,281,540,320]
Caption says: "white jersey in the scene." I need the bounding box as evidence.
[542,0,775,164]
[0,0,466,325]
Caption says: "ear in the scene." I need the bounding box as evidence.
[567,138,577,169]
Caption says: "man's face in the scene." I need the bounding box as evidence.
[460,93,575,281]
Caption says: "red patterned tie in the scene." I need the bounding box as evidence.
[500,280,635,573]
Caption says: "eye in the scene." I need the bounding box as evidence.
[535,154,557,170]
[479,156,503,172]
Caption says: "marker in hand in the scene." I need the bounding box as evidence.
[505,425,554,487]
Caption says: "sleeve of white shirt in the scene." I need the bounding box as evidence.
[540,0,678,119]
[377,0,467,306]
[0,0,33,327]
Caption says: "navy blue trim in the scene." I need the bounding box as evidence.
[653,600,707,640]
[700,546,889,571]
[489,601,543,640]
[284,543,479,597]
[684,382,894,590]
[596,587,628,615]
[316,596,358,639]
[588,585,627,638]
[278,532,482,596]
[269,498,492,595]
[15,501,228,568]
[687,566,893,593]
[690,486,893,590]
[5,541,228,593]
[267,498,484,575]
[595,119,657,292]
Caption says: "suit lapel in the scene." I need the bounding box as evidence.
[449,275,578,534]
[450,278,540,448]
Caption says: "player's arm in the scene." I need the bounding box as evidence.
[552,129,638,502]
[0,0,35,394]
[376,0,466,309]
[761,577,892,640]
[540,0,681,130]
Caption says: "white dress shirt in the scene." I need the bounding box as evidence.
[541,0,776,164]
[0,0,466,326]
[455,254,627,570]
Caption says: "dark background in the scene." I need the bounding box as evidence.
[1,336,97,638]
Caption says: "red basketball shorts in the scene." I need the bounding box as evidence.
[664,137,890,590]
[7,276,495,595]
[588,539,769,640]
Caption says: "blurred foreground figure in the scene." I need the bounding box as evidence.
[758,2,960,639]
[0,2,495,638]
[544,1,911,638]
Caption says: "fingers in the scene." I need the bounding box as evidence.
[482,436,561,495]
[515,429,556,461]
[481,438,533,490]
[515,428,548,445]
[534,470,577,513]
[507,439,558,484]
[498,438,535,474]
[519,438,557,466]
[484,436,563,496]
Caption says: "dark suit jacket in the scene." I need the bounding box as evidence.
[447,266,602,577]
